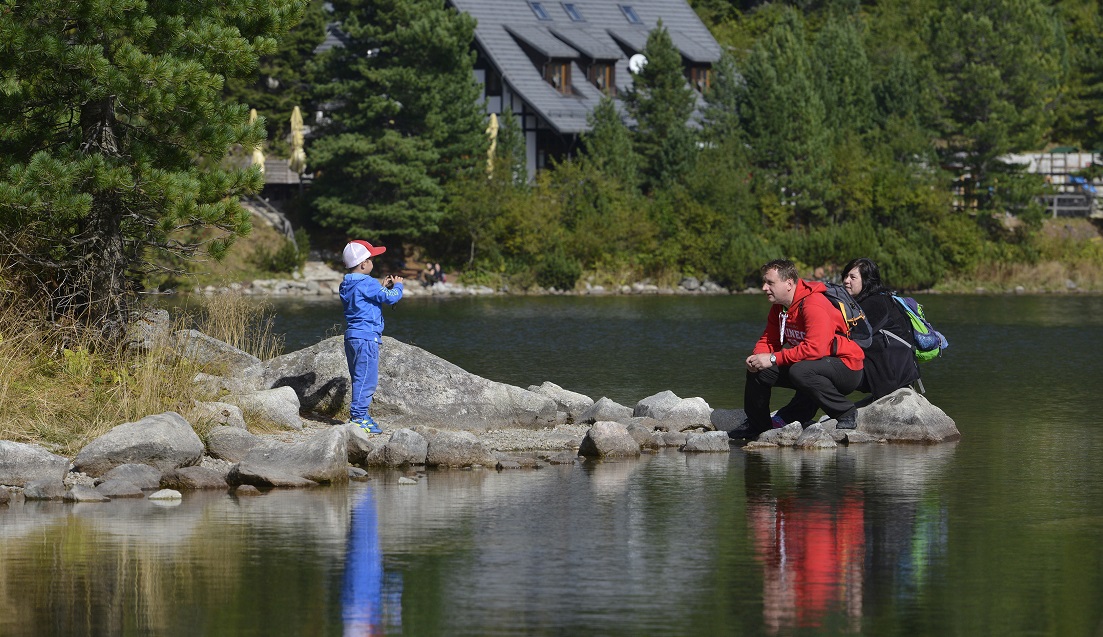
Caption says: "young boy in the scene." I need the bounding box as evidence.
[340,240,404,434]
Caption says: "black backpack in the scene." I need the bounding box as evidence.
[819,282,874,348]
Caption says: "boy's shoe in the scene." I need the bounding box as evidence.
[353,416,383,435]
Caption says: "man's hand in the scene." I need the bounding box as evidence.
[745,352,774,372]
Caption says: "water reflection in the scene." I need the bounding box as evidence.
[342,487,395,636]
[744,448,952,633]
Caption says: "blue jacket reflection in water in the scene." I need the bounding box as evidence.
[340,271,403,421]
[343,488,383,635]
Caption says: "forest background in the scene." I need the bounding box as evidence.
[3,0,1103,343]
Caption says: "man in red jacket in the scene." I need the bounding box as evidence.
[733,259,865,439]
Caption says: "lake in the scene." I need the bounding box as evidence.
[2,293,1102,636]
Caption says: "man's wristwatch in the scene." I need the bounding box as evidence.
[769,353,777,365]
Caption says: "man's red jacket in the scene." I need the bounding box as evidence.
[752,279,864,371]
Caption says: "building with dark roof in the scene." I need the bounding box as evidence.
[452,0,722,177]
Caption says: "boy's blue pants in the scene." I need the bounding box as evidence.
[345,336,380,420]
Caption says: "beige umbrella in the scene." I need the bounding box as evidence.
[249,108,265,174]
[485,112,499,176]
[289,106,307,175]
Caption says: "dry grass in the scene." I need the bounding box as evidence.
[0,293,284,456]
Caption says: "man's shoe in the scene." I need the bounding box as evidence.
[835,412,857,430]
[728,422,763,440]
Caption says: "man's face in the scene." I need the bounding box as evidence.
[762,269,795,306]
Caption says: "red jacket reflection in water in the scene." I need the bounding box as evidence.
[749,491,865,633]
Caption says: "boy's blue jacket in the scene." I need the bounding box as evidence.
[340,274,404,339]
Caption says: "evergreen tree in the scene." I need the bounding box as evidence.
[308,0,485,240]
[224,0,329,155]
[581,97,639,189]
[0,0,302,337]
[621,22,698,194]
[700,52,743,145]
[735,9,833,226]
[927,0,1067,208]
[813,14,876,137]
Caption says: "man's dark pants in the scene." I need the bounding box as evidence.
[744,357,862,432]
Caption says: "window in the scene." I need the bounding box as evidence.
[544,61,572,94]
[588,63,615,96]
[618,4,641,24]
[688,66,712,93]
[529,1,551,20]
[561,2,584,21]
[485,68,502,97]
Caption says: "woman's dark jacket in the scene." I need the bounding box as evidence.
[857,291,921,399]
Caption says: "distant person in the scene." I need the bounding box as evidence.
[434,263,446,284]
[731,259,865,439]
[422,263,437,286]
[341,240,404,434]
[841,257,921,403]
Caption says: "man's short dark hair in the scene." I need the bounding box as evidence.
[761,259,798,282]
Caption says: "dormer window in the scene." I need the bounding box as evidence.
[562,3,584,21]
[589,63,615,96]
[529,1,551,20]
[688,66,712,93]
[618,4,642,24]
[544,61,572,95]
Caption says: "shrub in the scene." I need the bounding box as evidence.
[535,248,582,291]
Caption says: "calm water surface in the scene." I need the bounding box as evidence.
[3,294,1103,636]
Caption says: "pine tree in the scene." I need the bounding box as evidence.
[581,97,640,189]
[927,0,1067,208]
[734,9,833,226]
[621,22,698,194]
[0,0,302,337]
[308,0,485,240]
[813,14,876,137]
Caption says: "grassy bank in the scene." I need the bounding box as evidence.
[0,295,284,456]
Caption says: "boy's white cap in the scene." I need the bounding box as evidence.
[342,240,386,268]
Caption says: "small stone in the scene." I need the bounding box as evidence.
[398,476,418,485]
[148,489,183,500]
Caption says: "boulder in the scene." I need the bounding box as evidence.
[23,479,66,501]
[527,382,595,422]
[682,431,730,452]
[226,427,349,488]
[794,424,838,449]
[420,428,497,468]
[173,329,260,374]
[751,422,805,447]
[124,309,171,352]
[96,464,162,490]
[579,397,633,424]
[625,421,654,447]
[72,412,204,477]
[96,479,145,499]
[191,401,246,430]
[710,408,747,432]
[346,424,385,467]
[0,441,70,487]
[633,391,681,419]
[206,426,262,463]
[160,466,230,490]
[0,487,9,505]
[656,431,688,448]
[148,489,182,500]
[225,387,302,430]
[65,485,110,502]
[858,389,960,443]
[578,422,641,459]
[664,397,714,431]
[381,428,429,467]
[242,336,557,431]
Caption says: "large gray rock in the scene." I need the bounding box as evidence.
[666,397,714,431]
[633,391,681,419]
[0,441,70,487]
[226,427,349,488]
[124,308,171,352]
[96,463,163,490]
[242,335,557,431]
[225,387,302,430]
[206,426,262,462]
[858,389,960,443]
[794,424,838,449]
[579,397,633,424]
[382,428,429,467]
[191,401,246,430]
[527,382,595,422]
[419,427,498,467]
[96,479,145,499]
[710,408,747,432]
[346,425,385,467]
[160,466,230,490]
[173,329,260,374]
[682,431,730,452]
[72,412,204,477]
[578,422,641,459]
[65,485,110,502]
[23,479,66,501]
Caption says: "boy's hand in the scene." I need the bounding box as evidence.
[384,275,403,289]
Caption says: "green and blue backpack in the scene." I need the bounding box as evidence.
[893,295,948,363]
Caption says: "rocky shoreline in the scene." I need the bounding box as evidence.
[0,317,959,508]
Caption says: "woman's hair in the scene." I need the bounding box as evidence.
[842,257,885,301]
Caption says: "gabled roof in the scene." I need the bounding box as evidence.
[449,0,722,134]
